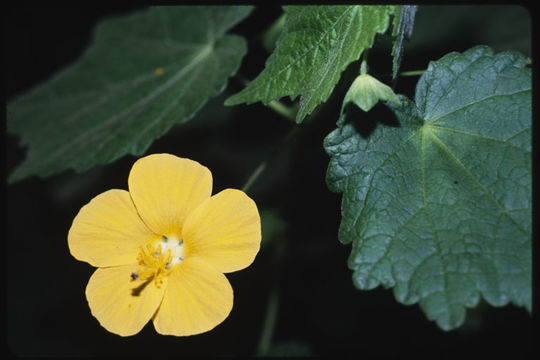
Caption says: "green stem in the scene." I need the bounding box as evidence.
[239,112,299,357]
[360,49,369,75]
[399,69,425,76]
[268,100,297,122]
[240,125,300,194]
[242,161,267,193]
[242,126,301,355]
[360,60,367,76]
[256,226,286,356]
[256,284,280,356]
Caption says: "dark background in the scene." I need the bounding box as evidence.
[5,5,533,357]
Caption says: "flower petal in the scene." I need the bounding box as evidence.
[128,154,212,237]
[152,257,233,336]
[86,264,166,337]
[183,188,261,273]
[68,189,155,267]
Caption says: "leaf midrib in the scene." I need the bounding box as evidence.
[429,125,530,153]
[425,128,528,234]
[14,43,213,134]
[298,7,360,120]
[14,43,215,176]
[420,125,451,324]
[429,89,530,124]
[344,114,528,245]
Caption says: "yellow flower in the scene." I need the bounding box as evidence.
[68,153,261,336]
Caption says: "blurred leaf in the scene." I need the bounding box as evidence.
[7,6,253,183]
[325,46,531,330]
[225,5,399,123]
[260,209,287,249]
[391,5,418,79]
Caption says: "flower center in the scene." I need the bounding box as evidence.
[130,235,185,288]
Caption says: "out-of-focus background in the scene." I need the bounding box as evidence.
[5,5,532,357]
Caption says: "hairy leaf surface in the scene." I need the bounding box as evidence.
[225,5,398,123]
[8,6,253,182]
[325,46,531,330]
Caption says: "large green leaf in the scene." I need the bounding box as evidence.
[7,6,253,182]
[225,5,398,123]
[324,46,531,330]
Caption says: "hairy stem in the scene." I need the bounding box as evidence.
[242,161,267,193]
[241,125,300,194]
[256,283,280,356]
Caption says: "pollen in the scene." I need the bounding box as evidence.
[131,236,185,287]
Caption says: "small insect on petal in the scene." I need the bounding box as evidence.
[130,272,139,281]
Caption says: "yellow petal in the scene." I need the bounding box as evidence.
[152,257,233,336]
[183,188,261,273]
[68,189,155,267]
[128,154,212,237]
[86,264,166,337]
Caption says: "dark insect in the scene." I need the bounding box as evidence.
[130,272,139,280]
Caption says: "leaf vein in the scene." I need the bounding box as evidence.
[426,131,527,234]
[429,89,530,124]
[430,124,530,153]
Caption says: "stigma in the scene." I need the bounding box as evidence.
[130,235,185,287]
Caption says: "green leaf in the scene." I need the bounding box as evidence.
[341,72,401,113]
[324,46,531,330]
[391,5,418,80]
[225,5,398,123]
[7,6,253,183]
